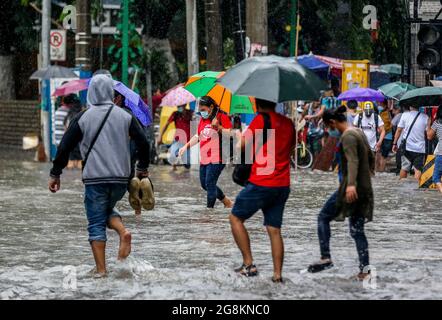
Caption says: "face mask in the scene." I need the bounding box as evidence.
[177,107,184,113]
[329,129,341,138]
[200,111,210,119]
[378,107,384,113]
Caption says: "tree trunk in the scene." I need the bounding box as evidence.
[205,0,223,70]
[246,0,268,57]
[232,0,246,62]
[0,55,16,100]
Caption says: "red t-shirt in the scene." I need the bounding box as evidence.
[168,110,192,143]
[198,112,232,165]
[244,112,296,187]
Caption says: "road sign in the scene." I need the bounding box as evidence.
[50,30,66,61]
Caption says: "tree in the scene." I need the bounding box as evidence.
[205,0,223,70]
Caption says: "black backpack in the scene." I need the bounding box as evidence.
[232,113,271,187]
[357,113,379,139]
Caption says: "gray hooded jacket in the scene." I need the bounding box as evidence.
[50,75,150,185]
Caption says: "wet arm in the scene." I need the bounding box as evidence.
[393,127,404,146]
[378,125,386,145]
[129,117,150,172]
[183,134,200,150]
[50,114,84,177]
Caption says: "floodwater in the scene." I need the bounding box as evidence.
[0,151,442,300]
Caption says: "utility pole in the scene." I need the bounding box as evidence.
[246,0,268,56]
[75,0,92,71]
[205,0,223,70]
[122,0,129,85]
[41,0,51,161]
[186,0,199,76]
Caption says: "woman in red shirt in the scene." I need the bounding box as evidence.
[179,96,234,208]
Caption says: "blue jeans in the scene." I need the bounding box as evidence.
[199,164,226,208]
[84,183,127,242]
[433,155,442,184]
[318,191,369,272]
[232,183,290,229]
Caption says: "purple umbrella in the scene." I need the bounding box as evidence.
[338,87,385,102]
[114,81,153,127]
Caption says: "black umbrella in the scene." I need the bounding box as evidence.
[30,65,78,80]
[217,55,327,103]
[399,87,442,108]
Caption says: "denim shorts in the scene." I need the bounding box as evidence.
[381,139,393,158]
[232,183,291,229]
[84,183,127,242]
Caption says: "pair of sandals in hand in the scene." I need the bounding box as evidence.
[129,177,155,213]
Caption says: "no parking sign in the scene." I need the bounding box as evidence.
[50,30,66,61]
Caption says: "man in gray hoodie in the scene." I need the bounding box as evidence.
[48,74,150,277]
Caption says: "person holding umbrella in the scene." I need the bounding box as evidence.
[230,98,296,283]
[179,96,234,209]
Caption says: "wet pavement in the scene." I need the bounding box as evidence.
[0,153,442,300]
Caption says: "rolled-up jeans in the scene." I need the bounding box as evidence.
[317,191,369,272]
[433,155,442,184]
[199,163,226,208]
[84,183,127,242]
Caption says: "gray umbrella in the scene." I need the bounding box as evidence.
[217,55,327,103]
[30,65,78,80]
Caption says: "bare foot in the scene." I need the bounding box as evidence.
[437,183,442,194]
[222,197,234,209]
[118,230,132,261]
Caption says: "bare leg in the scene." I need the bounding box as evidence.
[266,226,284,280]
[108,216,132,260]
[379,156,387,173]
[229,214,253,266]
[400,170,408,180]
[414,170,422,181]
[90,241,107,275]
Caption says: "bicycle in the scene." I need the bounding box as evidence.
[291,117,314,169]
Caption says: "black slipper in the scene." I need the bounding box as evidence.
[307,261,334,274]
[235,264,258,277]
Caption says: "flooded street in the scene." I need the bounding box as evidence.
[1,153,442,300]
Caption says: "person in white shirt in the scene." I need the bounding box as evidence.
[393,106,430,180]
[354,101,386,152]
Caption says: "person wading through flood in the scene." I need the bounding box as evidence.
[427,105,442,193]
[230,99,296,283]
[158,104,193,170]
[179,96,234,208]
[48,74,151,277]
[308,106,375,281]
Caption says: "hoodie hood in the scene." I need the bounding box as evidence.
[87,74,114,107]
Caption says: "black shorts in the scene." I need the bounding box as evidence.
[403,150,425,172]
[381,140,393,158]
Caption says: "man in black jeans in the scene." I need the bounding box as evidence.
[307,106,375,281]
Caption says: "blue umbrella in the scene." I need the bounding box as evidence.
[297,55,330,71]
[113,81,153,127]
[338,87,385,102]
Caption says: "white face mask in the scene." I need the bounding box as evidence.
[200,111,210,119]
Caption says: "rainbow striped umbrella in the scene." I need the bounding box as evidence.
[184,71,256,114]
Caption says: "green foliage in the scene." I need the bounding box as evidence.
[145,48,173,92]
[108,0,144,87]
[223,38,236,69]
